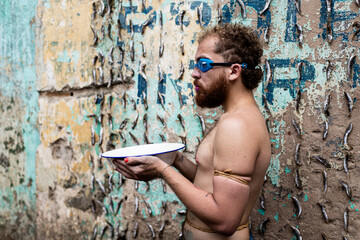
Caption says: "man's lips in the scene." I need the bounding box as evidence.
[194,82,200,91]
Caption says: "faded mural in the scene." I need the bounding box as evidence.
[0,0,360,239]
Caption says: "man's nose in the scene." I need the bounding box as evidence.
[191,67,201,79]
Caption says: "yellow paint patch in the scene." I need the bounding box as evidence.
[72,121,91,145]
[71,153,90,174]
[38,0,93,90]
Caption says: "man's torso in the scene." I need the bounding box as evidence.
[183,105,271,240]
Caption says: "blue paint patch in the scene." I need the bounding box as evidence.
[136,179,185,217]
[170,1,212,28]
[274,212,279,223]
[285,0,298,42]
[351,63,360,88]
[349,201,355,210]
[263,59,315,106]
[189,1,212,27]
[266,153,281,186]
[118,0,273,38]
[43,1,51,9]
[222,4,233,23]
[189,60,195,70]
[157,74,167,105]
[319,0,359,42]
[141,208,147,218]
[118,5,156,34]
[304,194,309,201]
[137,73,147,104]
[258,208,265,215]
[285,167,291,174]
[0,0,39,235]
[206,119,215,124]
[270,138,280,149]
[57,50,80,64]
[170,3,190,28]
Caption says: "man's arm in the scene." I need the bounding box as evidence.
[161,163,250,236]
[171,152,197,182]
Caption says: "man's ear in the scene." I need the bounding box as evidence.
[229,64,242,82]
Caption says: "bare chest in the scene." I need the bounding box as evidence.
[193,127,217,190]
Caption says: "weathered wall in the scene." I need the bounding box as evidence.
[1,0,360,239]
[0,1,39,239]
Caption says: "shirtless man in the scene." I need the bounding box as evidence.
[113,23,271,240]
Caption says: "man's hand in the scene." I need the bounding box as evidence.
[112,156,169,182]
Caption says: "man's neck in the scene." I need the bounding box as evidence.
[222,88,255,113]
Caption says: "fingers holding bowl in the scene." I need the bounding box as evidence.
[112,158,137,179]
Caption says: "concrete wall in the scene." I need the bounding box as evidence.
[0,0,359,239]
[0,1,39,239]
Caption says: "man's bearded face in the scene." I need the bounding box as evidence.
[195,73,228,108]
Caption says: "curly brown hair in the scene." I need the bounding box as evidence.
[198,23,263,90]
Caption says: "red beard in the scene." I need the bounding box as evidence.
[195,74,228,108]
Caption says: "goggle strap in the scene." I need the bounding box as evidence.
[211,62,248,69]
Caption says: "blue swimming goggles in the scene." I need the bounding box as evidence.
[195,58,248,72]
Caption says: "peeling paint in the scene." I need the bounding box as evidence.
[0,1,39,239]
[1,0,360,239]
[0,153,10,169]
[258,208,265,216]
[304,194,309,202]
[57,50,80,64]
[267,153,281,186]
[274,212,279,223]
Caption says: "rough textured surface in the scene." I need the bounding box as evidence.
[0,1,39,239]
[0,0,360,239]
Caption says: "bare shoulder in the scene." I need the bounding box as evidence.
[216,107,266,143]
[217,111,251,133]
[213,111,263,177]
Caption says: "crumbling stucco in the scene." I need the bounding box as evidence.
[1,0,360,239]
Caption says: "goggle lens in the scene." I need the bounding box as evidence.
[195,58,213,72]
